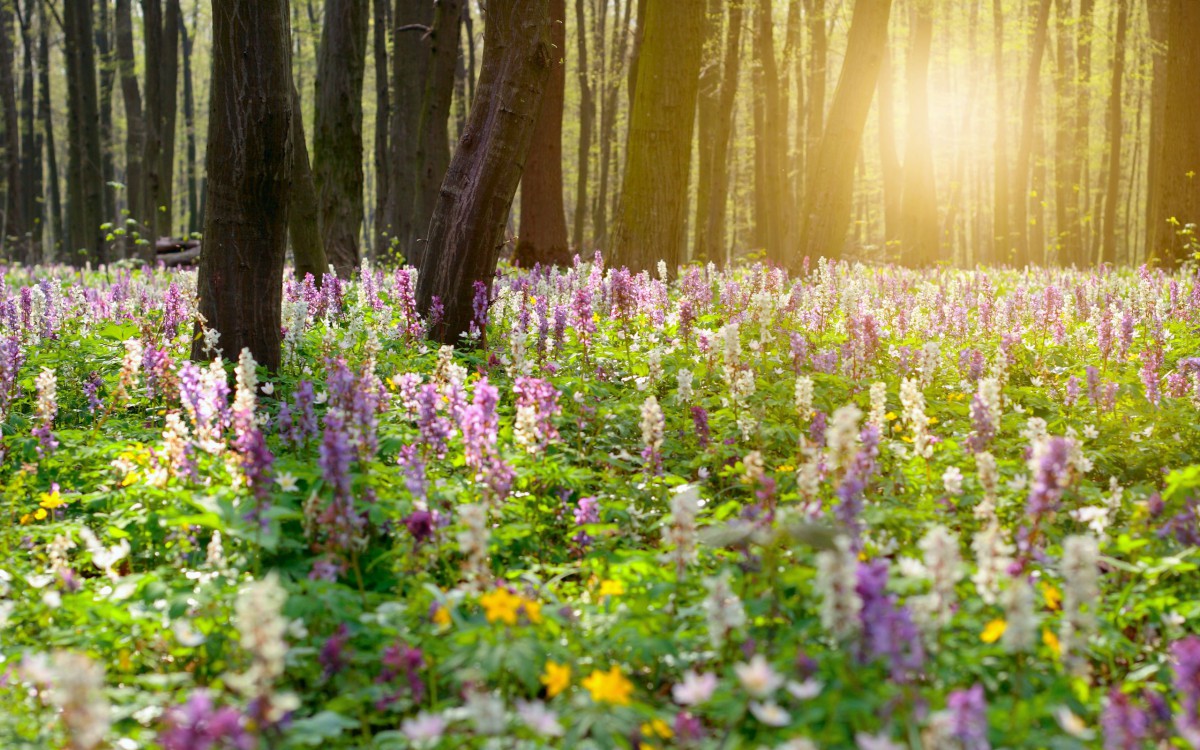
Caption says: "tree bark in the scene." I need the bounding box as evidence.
[797,0,892,265]
[95,0,116,224]
[1099,0,1127,265]
[610,0,707,273]
[290,81,328,282]
[37,0,61,258]
[0,2,22,256]
[408,0,463,269]
[571,0,592,253]
[692,0,721,263]
[63,0,106,265]
[515,0,570,267]
[115,0,144,254]
[192,0,293,371]
[756,0,790,266]
[1075,0,1095,261]
[702,0,743,266]
[804,0,826,192]
[990,0,1008,264]
[1053,0,1080,265]
[17,0,39,261]
[1143,0,1168,262]
[158,0,181,236]
[416,0,552,345]
[385,0,434,262]
[900,0,938,266]
[142,0,163,235]
[180,3,199,234]
[313,0,368,278]
[1149,0,1200,267]
[593,0,631,248]
[1010,0,1052,267]
[371,0,389,260]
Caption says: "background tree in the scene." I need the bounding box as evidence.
[63,0,105,265]
[192,0,293,370]
[416,0,552,345]
[900,0,938,266]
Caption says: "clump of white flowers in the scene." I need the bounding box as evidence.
[825,405,863,473]
[1060,534,1100,673]
[227,573,299,722]
[900,378,933,458]
[815,536,862,640]
[23,651,110,750]
[795,375,815,424]
[640,395,665,466]
[1001,577,1039,654]
[911,526,963,632]
[703,570,747,647]
[662,485,701,574]
[868,381,887,430]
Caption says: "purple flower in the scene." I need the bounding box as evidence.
[856,559,924,682]
[1101,689,1147,750]
[946,684,990,750]
[160,690,251,750]
[319,624,352,679]
[690,406,710,448]
[379,643,426,706]
[1173,635,1200,741]
[1026,437,1074,519]
[404,510,435,545]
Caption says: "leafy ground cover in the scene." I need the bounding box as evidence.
[1,258,1199,749]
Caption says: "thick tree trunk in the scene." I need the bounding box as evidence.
[515,0,569,267]
[797,0,892,265]
[1149,0,1200,267]
[1010,0,1052,267]
[63,0,105,265]
[0,3,22,256]
[290,82,328,282]
[900,0,938,266]
[571,0,592,253]
[371,0,389,260]
[610,0,706,273]
[37,0,61,258]
[408,0,463,269]
[142,0,163,235]
[416,0,552,345]
[115,0,146,257]
[702,0,743,266]
[385,0,434,262]
[192,0,293,371]
[158,0,181,236]
[313,0,368,278]
[1099,0,1127,265]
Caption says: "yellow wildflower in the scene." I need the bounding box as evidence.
[1043,628,1062,658]
[1042,583,1062,611]
[39,490,66,509]
[981,619,1007,644]
[34,508,48,521]
[480,588,522,626]
[522,598,543,624]
[541,661,571,698]
[885,411,898,421]
[583,666,634,705]
[928,416,940,425]
[432,605,452,628]
[640,719,673,739]
[598,579,625,597]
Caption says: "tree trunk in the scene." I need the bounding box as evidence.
[702,0,743,266]
[900,0,938,266]
[115,0,145,256]
[1010,0,1052,267]
[593,0,631,248]
[192,0,293,371]
[95,0,116,224]
[1075,0,1095,262]
[18,0,39,261]
[142,0,163,235]
[610,0,707,273]
[878,43,901,249]
[1099,0,1127,265]
[0,2,22,256]
[408,0,463,269]
[797,0,892,265]
[1149,0,1200,267]
[290,82,328,282]
[756,0,790,266]
[693,0,721,263]
[37,0,61,258]
[991,0,1008,264]
[572,0,592,253]
[313,0,368,278]
[804,0,826,192]
[1143,0,1169,261]
[1052,0,1079,265]
[416,0,552,345]
[158,0,181,237]
[515,0,570,267]
[371,0,389,260]
[180,3,199,234]
[63,0,105,265]
[385,0,434,262]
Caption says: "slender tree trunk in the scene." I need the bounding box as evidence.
[290,82,328,281]
[900,0,938,266]
[95,0,115,224]
[386,0,434,262]
[115,0,148,258]
[408,0,463,269]
[878,43,901,249]
[804,0,826,192]
[63,0,105,265]
[572,0,592,253]
[192,0,294,371]
[179,4,198,234]
[797,0,892,265]
[1143,0,1169,261]
[18,1,39,261]
[37,0,61,258]
[416,0,552,345]
[1099,0,1127,264]
[701,0,743,266]
[594,0,631,248]
[158,0,180,236]
[0,2,22,256]
[1053,0,1078,265]
[693,0,720,263]
[142,0,163,235]
[371,0,389,260]
[313,0,368,277]
[1149,0,1200,267]
[1010,0,1052,266]
[756,0,789,266]
[991,0,1008,264]
[1075,0,1094,262]
[516,0,569,266]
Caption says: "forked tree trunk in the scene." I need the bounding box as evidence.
[192,0,293,371]
[797,0,891,265]
[416,0,552,345]
[610,0,706,273]
[313,0,368,278]
[515,0,570,267]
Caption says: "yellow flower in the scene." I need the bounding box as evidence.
[522,599,543,624]
[39,490,66,509]
[598,579,625,597]
[34,508,48,521]
[541,661,571,698]
[981,619,1007,643]
[121,472,140,487]
[432,605,452,628]
[1043,628,1062,658]
[583,666,634,705]
[480,588,522,626]
[777,464,795,473]
[1042,583,1062,611]
[640,719,673,739]
[885,411,898,421]
[928,416,940,425]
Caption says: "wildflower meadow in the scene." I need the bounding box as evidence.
[1,256,1199,749]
